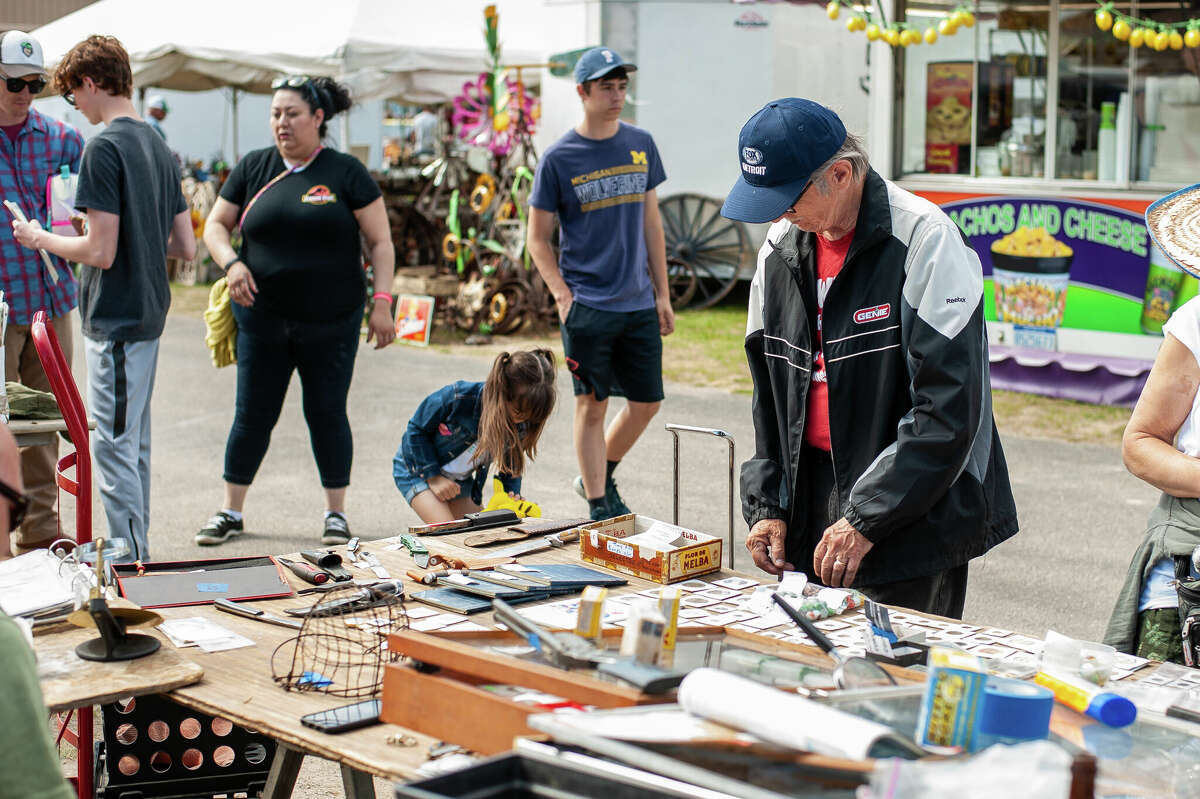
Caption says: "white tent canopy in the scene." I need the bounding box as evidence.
[33,0,572,102]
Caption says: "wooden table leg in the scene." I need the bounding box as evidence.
[262,744,304,799]
[341,764,377,798]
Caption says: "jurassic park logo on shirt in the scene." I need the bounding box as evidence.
[300,185,338,205]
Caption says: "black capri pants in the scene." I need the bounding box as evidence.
[224,303,362,489]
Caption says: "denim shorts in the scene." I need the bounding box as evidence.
[394,466,474,505]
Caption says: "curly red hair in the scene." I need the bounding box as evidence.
[53,35,132,99]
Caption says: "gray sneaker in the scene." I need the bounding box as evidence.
[574,474,633,516]
[195,512,243,546]
[322,512,351,545]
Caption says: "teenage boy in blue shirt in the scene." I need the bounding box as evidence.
[527,47,674,521]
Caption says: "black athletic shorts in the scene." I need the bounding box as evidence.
[560,303,664,403]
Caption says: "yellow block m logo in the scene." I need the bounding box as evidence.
[630,150,647,165]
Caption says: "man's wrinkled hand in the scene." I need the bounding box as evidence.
[813,517,873,587]
[746,518,794,576]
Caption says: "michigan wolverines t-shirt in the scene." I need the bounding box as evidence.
[530,122,666,312]
[220,147,381,321]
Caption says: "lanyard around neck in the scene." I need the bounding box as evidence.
[237,145,323,231]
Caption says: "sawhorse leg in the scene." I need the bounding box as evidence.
[263,745,303,799]
[341,764,377,798]
[262,743,376,799]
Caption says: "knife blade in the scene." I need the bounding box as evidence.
[398,534,430,568]
[214,598,304,630]
[489,529,580,560]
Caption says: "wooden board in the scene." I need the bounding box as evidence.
[36,626,204,712]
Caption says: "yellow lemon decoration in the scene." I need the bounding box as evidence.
[1128,27,1144,47]
[883,27,900,45]
[957,10,975,27]
[1186,28,1200,48]
[826,1,840,20]
[1154,31,1170,51]
[924,27,939,44]
[866,23,882,41]
[939,18,958,36]
[1112,19,1131,40]
[1094,9,1113,31]
[1170,31,1184,49]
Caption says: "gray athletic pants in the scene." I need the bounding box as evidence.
[84,336,159,563]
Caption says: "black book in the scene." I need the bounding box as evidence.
[494,563,628,589]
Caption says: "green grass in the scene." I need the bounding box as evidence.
[170,282,1133,444]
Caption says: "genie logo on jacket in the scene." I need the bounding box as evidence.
[301,185,337,205]
[853,303,891,324]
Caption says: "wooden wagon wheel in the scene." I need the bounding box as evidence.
[667,256,697,309]
[659,193,748,309]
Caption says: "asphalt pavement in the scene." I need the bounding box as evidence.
[61,312,1159,642]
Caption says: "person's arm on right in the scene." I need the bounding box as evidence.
[1123,333,1200,497]
[204,197,257,307]
[526,207,572,324]
[167,208,196,261]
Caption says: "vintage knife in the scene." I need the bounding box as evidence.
[398,534,430,568]
[489,529,580,560]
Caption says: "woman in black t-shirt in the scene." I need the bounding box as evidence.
[195,76,395,547]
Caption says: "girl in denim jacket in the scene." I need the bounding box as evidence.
[394,349,556,523]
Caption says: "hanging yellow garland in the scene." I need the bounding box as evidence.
[827,2,974,49]
[1093,2,1200,50]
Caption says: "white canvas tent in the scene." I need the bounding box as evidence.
[33,0,574,102]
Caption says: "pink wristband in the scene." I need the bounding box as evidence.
[372,292,392,303]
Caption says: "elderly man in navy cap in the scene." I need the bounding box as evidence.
[723,98,1018,617]
[526,46,673,522]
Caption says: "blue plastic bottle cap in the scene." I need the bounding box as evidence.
[1087,693,1137,728]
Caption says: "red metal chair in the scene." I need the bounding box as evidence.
[31,309,94,799]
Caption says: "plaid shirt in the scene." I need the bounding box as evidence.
[0,107,84,324]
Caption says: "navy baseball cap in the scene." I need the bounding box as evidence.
[574,46,637,84]
[721,98,847,224]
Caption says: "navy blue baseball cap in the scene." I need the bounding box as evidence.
[721,98,847,224]
[574,46,637,84]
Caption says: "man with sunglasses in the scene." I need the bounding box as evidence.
[0,30,84,556]
[722,98,1017,618]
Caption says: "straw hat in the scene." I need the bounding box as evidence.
[1146,183,1200,278]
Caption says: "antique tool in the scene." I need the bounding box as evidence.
[665,423,736,570]
[406,569,453,585]
[300,550,353,581]
[426,553,469,570]
[68,538,162,662]
[408,508,519,536]
[489,529,580,560]
[397,534,430,568]
[277,557,329,586]
[491,598,611,670]
[284,580,405,618]
[359,551,390,579]
[214,597,304,630]
[770,592,895,690]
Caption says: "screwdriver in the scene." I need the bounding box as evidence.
[277,556,329,585]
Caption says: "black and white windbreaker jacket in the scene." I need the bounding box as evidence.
[742,169,1018,585]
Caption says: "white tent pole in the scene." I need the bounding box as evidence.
[231,87,240,161]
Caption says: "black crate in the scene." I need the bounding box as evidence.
[97,693,275,799]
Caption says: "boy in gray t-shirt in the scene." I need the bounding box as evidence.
[12,35,194,561]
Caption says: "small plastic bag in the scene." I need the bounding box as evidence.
[865,741,1070,799]
[46,167,80,237]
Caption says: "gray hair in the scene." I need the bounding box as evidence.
[811,132,870,192]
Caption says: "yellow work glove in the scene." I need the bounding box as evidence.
[484,476,541,518]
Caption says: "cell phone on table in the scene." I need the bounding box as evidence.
[299,698,382,734]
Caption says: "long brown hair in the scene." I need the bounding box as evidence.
[478,349,557,476]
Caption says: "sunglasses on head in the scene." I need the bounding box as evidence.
[0,477,28,531]
[6,76,46,94]
[272,75,313,91]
